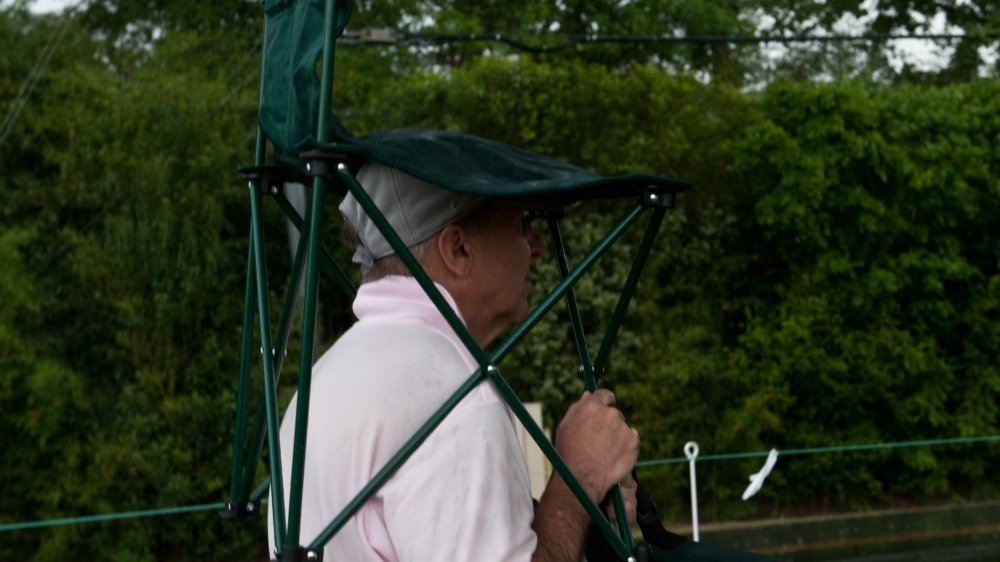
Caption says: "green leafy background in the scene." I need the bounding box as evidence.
[1,1,998,560]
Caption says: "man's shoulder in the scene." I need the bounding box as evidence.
[311,321,474,402]
[302,320,503,454]
[327,321,468,368]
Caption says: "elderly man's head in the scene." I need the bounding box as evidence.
[340,162,544,346]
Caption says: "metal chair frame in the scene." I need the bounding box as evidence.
[222,1,684,560]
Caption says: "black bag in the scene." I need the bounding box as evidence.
[584,476,782,562]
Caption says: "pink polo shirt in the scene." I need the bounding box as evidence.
[268,276,537,561]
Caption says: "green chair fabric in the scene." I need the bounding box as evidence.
[351,128,689,206]
[259,0,353,168]
[257,0,689,204]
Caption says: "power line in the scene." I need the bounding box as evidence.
[0,11,74,147]
[340,28,1000,53]
[217,37,264,110]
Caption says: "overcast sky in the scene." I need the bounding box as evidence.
[28,0,77,12]
[11,0,76,12]
[12,0,993,74]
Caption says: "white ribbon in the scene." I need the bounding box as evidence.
[742,448,779,500]
[351,246,375,267]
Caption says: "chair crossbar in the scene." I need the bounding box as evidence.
[594,206,666,376]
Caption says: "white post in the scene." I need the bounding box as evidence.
[514,402,549,500]
[684,441,700,542]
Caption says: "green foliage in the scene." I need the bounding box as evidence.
[0,9,267,561]
[351,58,1000,520]
[2,3,999,561]
[682,80,1000,516]
[353,0,998,83]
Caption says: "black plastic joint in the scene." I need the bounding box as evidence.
[642,188,675,208]
[279,545,324,562]
[218,499,261,522]
[239,169,282,197]
[300,149,352,178]
[258,177,281,197]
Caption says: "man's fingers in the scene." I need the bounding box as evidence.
[621,474,638,490]
[591,388,616,406]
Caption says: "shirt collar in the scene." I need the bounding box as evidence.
[352,275,467,339]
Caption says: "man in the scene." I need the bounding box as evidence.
[268,162,640,561]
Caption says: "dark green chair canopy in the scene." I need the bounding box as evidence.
[257,0,687,206]
[224,1,776,561]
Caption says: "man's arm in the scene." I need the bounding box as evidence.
[531,389,640,562]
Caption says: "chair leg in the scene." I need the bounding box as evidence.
[222,238,259,520]
[248,179,288,546]
[284,174,327,548]
[546,212,645,555]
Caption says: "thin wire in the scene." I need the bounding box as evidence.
[340,29,1000,53]
[0,11,74,148]
[217,37,264,109]
[636,434,1000,467]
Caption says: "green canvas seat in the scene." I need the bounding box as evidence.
[224,0,777,561]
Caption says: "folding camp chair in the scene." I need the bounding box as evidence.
[221,1,776,561]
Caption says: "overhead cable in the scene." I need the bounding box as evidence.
[0,11,74,148]
[339,28,1000,53]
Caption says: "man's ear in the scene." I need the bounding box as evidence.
[435,224,475,278]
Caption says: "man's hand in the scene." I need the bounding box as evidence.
[531,389,640,562]
[554,389,640,502]
[607,474,638,529]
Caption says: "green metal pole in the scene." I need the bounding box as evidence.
[273,190,356,299]
[273,193,313,364]
[485,366,631,560]
[239,399,268,502]
[285,176,325,548]
[336,168,486,361]
[547,216,634,555]
[231,4,273,514]
[547,217,596,385]
[251,477,272,503]
[304,362,631,559]
[318,173,644,557]
[284,0,340,547]
[593,206,665,378]
[317,180,643,556]
[238,215,311,502]
[249,180,287,546]
[492,204,645,363]
[316,0,339,146]
[308,368,488,549]
[228,237,257,504]
[336,177,645,392]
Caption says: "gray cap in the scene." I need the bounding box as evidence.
[339,162,485,261]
